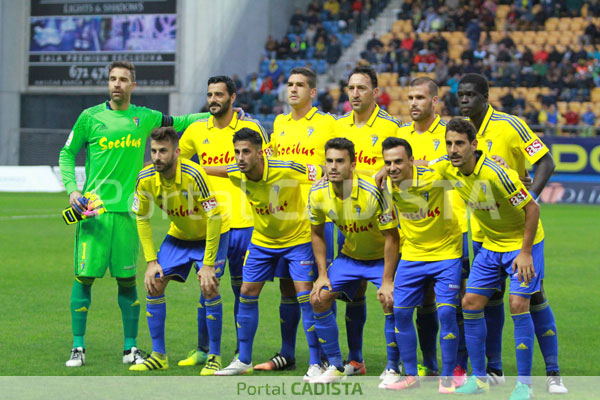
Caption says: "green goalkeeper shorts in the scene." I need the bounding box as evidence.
[73,212,139,278]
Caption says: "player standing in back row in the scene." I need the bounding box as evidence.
[59,61,209,367]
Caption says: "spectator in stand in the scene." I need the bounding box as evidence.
[247,73,263,98]
[533,45,549,63]
[428,32,448,53]
[305,24,317,46]
[563,106,580,135]
[339,0,352,20]
[414,49,437,72]
[314,36,327,59]
[289,8,305,34]
[266,59,282,83]
[265,35,278,59]
[308,0,321,13]
[324,0,340,19]
[434,60,449,86]
[305,8,321,25]
[499,32,515,50]
[376,87,391,110]
[235,86,255,114]
[260,76,274,94]
[232,74,244,91]
[583,17,599,44]
[547,45,563,64]
[326,34,343,65]
[401,33,415,51]
[546,103,559,133]
[259,88,276,114]
[290,35,307,59]
[366,33,383,51]
[580,106,596,136]
[466,18,482,50]
[571,45,588,64]
[533,58,548,86]
[277,36,291,59]
[506,4,521,30]
[500,87,516,114]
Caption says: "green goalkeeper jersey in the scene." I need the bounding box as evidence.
[59,101,208,212]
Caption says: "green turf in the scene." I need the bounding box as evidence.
[0,193,598,378]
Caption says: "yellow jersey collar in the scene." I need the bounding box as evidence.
[477,105,495,138]
[350,104,380,127]
[287,106,319,121]
[207,113,239,130]
[408,114,442,134]
[328,173,360,200]
[155,158,182,187]
[472,151,487,175]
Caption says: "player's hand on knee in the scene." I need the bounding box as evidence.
[377,281,394,309]
[145,260,164,294]
[197,264,219,297]
[311,276,332,303]
[512,252,535,284]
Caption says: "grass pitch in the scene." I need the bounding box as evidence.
[0,193,598,378]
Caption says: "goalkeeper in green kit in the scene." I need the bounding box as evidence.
[59,61,210,367]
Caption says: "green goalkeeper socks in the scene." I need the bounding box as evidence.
[71,277,94,348]
[117,277,140,350]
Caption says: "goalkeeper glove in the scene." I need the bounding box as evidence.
[63,191,106,225]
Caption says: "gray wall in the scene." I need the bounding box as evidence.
[0,0,306,165]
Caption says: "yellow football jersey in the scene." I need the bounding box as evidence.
[388,165,462,261]
[226,159,321,249]
[470,106,549,241]
[399,115,469,233]
[179,113,270,229]
[133,158,230,261]
[334,104,401,175]
[429,153,544,252]
[308,174,398,261]
[272,106,335,203]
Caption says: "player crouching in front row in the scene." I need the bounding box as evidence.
[131,127,230,375]
[308,138,401,383]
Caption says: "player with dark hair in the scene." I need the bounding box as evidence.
[457,73,566,394]
[334,64,402,378]
[177,75,269,367]
[130,127,229,374]
[59,61,211,367]
[199,128,324,377]
[308,137,400,383]
[381,136,463,393]
[430,117,544,400]
[397,77,470,383]
[254,67,336,380]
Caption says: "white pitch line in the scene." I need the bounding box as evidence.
[0,214,56,220]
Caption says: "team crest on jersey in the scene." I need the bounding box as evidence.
[371,135,379,147]
[307,127,314,137]
[280,130,285,136]
[272,185,280,195]
[422,192,429,201]
[432,139,440,151]
[182,190,188,200]
[486,139,493,152]
[454,181,463,188]
[328,210,338,220]
[203,138,209,144]
[98,123,107,131]
[481,184,487,194]
[354,205,361,216]
[132,117,140,127]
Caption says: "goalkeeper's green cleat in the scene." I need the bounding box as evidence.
[178,349,208,366]
[129,354,168,371]
[200,355,222,376]
[455,375,490,395]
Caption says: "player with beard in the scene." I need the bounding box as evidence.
[333,65,402,378]
[397,77,470,384]
[457,73,566,394]
[178,76,270,368]
[59,61,211,368]
[131,127,229,374]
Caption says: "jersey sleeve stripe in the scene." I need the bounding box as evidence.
[490,115,531,142]
[482,160,517,193]
[356,178,382,194]
[181,165,211,197]
[135,169,156,189]
[357,182,386,210]
[377,111,402,127]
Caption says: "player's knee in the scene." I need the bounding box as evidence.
[116,276,136,288]
[509,295,530,314]
[202,286,220,300]
[437,305,456,325]
[310,294,333,313]
[461,293,485,310]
